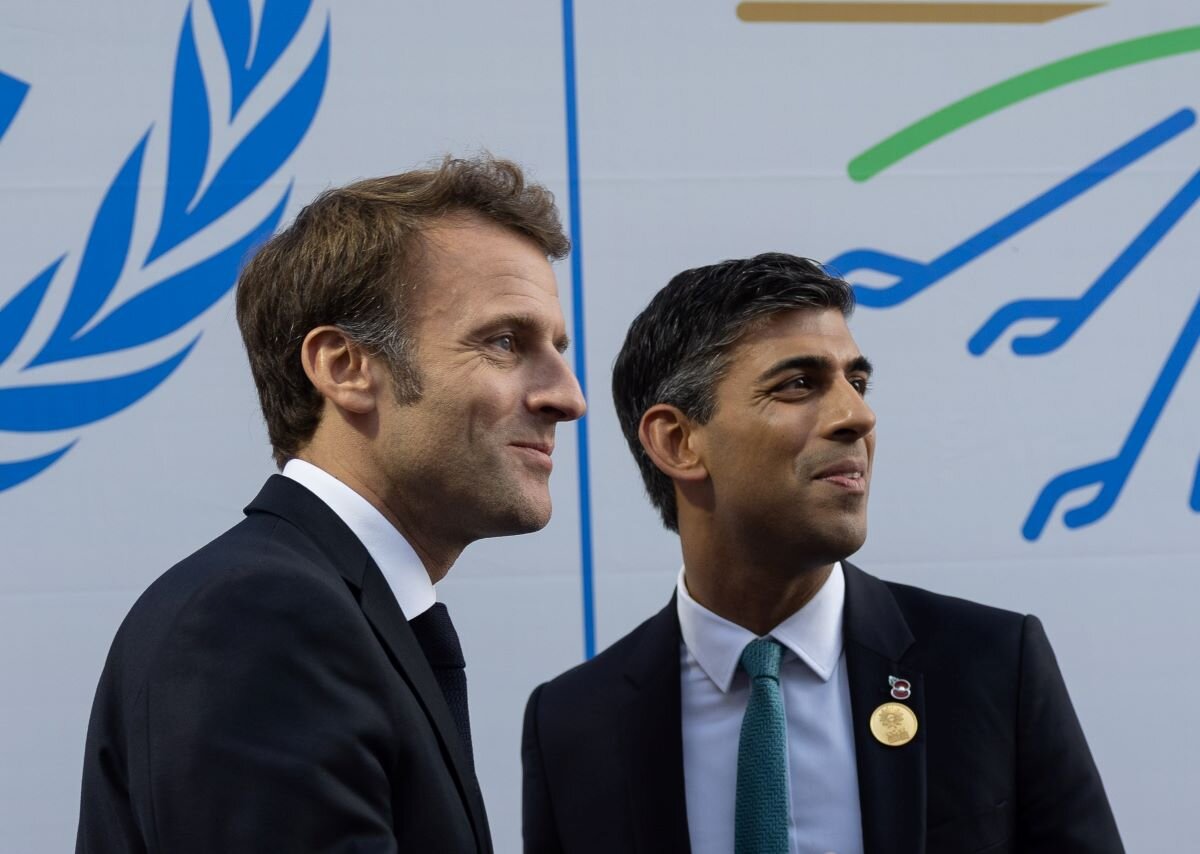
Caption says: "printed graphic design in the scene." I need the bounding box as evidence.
[0,71,27,142]
[0,0,330,492]
[827,26,1200,539]
[738,2,1102,25]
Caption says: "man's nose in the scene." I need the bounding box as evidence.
[823,378,876,440]
[529,353,587,422]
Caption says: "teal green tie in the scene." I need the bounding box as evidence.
[735,637,789,854]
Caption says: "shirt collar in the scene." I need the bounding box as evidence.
[282,459,435,619]
[676,561,846,693]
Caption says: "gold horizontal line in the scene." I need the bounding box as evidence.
[737,2,1103,24]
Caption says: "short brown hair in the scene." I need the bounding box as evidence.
[235,154,570,466]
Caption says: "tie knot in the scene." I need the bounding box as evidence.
[740,637,782,681]
[408,602,465,669]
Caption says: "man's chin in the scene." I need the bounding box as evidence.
[834,528,868,562]
[483,492,553,538]
[807,518,868,565]
[513,499,552,532]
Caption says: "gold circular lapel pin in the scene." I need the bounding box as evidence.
[870,702,918,746]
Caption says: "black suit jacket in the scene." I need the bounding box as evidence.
[522,562,1122,854]
[76,475,492,853]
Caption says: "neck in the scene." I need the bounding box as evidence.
[678,512,834,636]
[296,450,463,583]
[684,561,833,637]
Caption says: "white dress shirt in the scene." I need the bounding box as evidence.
[677,563,864,854]
[282,459,435,619]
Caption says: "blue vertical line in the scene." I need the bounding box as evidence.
[561,0,596,660]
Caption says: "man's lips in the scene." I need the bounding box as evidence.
[813,460,868,492]
[511,441,554,470]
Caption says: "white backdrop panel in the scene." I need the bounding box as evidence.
[0,2,1195,852]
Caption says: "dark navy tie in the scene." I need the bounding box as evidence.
[409,603,474,768]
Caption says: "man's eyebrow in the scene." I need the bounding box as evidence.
[755,355,831,383]
[849,355,874,376]
[755,354,874,383]
[476,313,571,353]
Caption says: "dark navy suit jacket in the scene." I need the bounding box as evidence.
[76,475,491,853]
[523,562,1122,854]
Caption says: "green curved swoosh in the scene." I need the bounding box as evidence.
[849,25,1200,182]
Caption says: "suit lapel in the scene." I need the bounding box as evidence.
[246,476,492,854]
[843,562,926,854]
[620,600,692,854]
[356,565,492,853]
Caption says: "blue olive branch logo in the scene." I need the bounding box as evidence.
[0,0,330,492]
[0,70,26,142]
[828,28,1200,540]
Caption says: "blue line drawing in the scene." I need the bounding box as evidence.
[978,130,1200,540]
[828,109,1195,308]
[828,108,1200,540]
[970,166,1200,356]
[561,0,597,660]
[0,70,28,142]
[1023,287,1200,539]
[1191,455,1200,512]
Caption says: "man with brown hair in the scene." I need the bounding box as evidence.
[76,156,586,853]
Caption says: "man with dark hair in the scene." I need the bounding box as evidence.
[522,253,1122,853]
[76,155,585,853]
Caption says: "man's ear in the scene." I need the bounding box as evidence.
[638,404,709,483]
[300,326,379,414]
